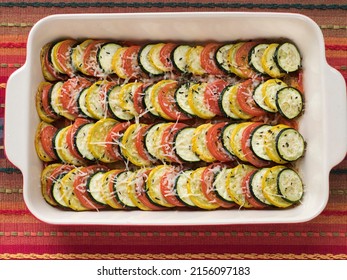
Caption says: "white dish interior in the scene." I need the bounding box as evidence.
[5,12,347,225]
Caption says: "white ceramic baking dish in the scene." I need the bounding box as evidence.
[5,12,347,225]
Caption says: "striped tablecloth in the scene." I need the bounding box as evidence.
[0,0,346,260]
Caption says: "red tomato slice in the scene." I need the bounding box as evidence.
[241,170,267,209]
[200,43,225,75]
[206,122,234,162]
[241,122,271,168]
[41,82,60,119]
[40,124,58,160]
[161,122,188,163]
[122,45,142,79]
[204,79,228,116]
[234,41,258,78]
[45,165,75,205]
[65,117,91,161]
[160,167,185,207]
[82,39,108,76]
[73,165,109,210]
[55,39,77,76]
[237,79,267,117]
[135,124,156,162]
[134,169,165,210]
[60,76,93,118]
[157,81,191,121]
[201,163,235,208]
[105,121,131,161]
[159,43,176,71]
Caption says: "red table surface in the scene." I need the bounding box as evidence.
[0,0,346,260]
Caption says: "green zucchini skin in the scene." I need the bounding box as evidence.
[274,42,302,73]
[138,44,164,76]
[277,168,304,203]
[248,43,269,75]
[276,87,304,120]
[275,128,306,162]
[171,44,191,74]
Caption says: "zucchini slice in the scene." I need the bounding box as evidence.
[174,170,196,207]
[249,168,273,207]
[250,124,272,161]
[107,84,135,121]
[277,168,304,203]
[275,42,301,73]
[74,122,96,161]
[77,87,94,118]
[221,123,238,156]
[51,171,72,209]
[138,43,164,76]
[49,81,64,117]
[171,44,191,73]
[113,170,137,208]
[215,43,233,73]
[144,123,166,161]
[143,83,161,118]
[174,127,201,163]
[276,127,305,162]
[249,43,268,74]
[276,87,303,119]
[213,167,235,204]
[97,42,122,74]
[219,84,242,119]
[86,171,109,207]
[174,82,196,117]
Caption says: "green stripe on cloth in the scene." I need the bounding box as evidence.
[0,2,346,10]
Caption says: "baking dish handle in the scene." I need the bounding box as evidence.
[324,65,347,169]
[4,65,30,170]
